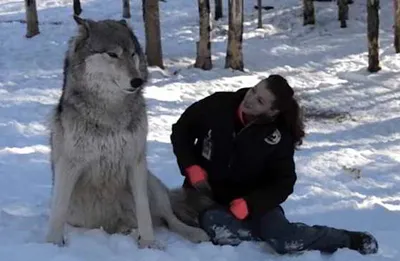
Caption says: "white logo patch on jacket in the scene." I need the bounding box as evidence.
[264,129,281,145]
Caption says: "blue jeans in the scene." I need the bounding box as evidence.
[199,207,351,254]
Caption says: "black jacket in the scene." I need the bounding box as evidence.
[170,88,297,217]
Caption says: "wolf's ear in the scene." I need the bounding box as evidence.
[119,19,128,26]
[119,18,134,31]
[74,15,90,32]
[72,15,90,51]
[73,15,87,26]
[73,15,91,33]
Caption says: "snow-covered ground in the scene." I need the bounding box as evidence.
[0,0,399,260]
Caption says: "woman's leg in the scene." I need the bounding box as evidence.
[199,207,258,246]
[253,207,378,255]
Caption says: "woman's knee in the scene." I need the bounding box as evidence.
[198,208,244,246]
[255,208,301,254]
[257,208,292,238]
[199,208,227,228]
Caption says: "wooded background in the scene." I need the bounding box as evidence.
[24,0,400,73]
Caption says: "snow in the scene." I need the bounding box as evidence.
[0,0,399,260]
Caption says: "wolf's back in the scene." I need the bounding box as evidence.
[168,187,215,227]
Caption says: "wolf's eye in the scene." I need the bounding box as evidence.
[107,52,119,58]
[131,53,136,57]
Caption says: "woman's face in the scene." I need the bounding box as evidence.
[241,81,279,118]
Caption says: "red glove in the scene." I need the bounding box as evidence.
[230,198,249,220]
[185,165,207,185]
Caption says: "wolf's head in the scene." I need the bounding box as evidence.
[65,16,148,98]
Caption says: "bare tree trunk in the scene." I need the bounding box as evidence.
[73,0,82,16]
[123,0,131,18]
[215,0,223,20]
[367,0,381,72]
[195,0,212,70]
[395,0,400,53]
[142,0,164,69]
[225,0,244,71]
[257,0,262,28]
[303,0,315,25]
[337,0,348,28]
[24,0,39,38]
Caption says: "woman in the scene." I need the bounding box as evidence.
[169,75,378,255]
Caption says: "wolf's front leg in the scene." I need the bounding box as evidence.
[129,154,164,250]
[46,158,81,246]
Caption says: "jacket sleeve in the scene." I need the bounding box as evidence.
[170,98,207,176]
[243,136,297,217]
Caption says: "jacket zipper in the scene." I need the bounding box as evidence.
[227,120,256,168]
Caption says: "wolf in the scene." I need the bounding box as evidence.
[45,15,210,249]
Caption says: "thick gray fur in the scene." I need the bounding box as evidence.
[46,15,209,249]
[169,188,216,227]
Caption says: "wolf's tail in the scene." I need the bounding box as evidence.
[168,187,215,227]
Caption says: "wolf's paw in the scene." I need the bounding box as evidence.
[130,228,140,240]
[186,228,210,243]
[46,231,66,246]
[138,237,166,250]
[116,224,132,235]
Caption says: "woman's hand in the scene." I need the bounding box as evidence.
[185,165,212,193]
[230,198,249,220]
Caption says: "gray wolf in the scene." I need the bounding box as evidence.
[45,15,209,249]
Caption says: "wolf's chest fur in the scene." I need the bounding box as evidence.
[65,122,138,188]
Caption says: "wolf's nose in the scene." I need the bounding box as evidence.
[130,78,144,88]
